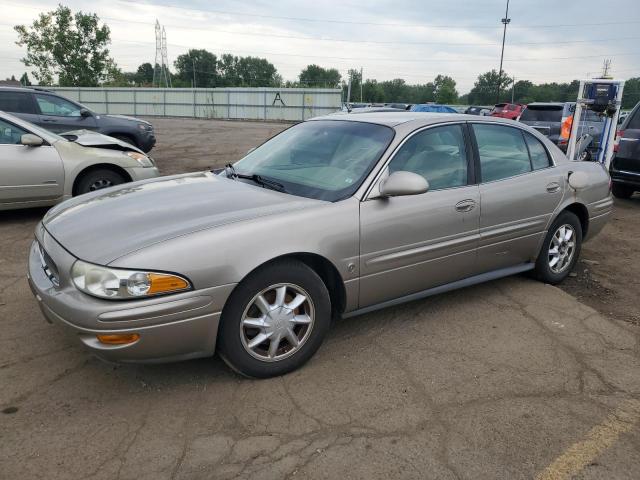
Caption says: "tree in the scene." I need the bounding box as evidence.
[299,65,341,88]
[174,49,218,88]
[467,70,511,105]
[135,63,154,85]
[433,75,458,104]
[20,72,31,86]
[236,56,278,87]
[623,77,640,109]
[14,5,115,86]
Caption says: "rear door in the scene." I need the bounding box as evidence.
[471,123,564,273]
[359,123,480,307]
[33,92,97,133]
[0,90,41,124]
[0,118,64,206]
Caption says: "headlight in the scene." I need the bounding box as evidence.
[71,260,191,300]
[137,123,152,131]
[126,151,154,167]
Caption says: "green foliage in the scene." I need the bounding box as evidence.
[299,65,341,87]
[467,70,512,105]
[136,63,154,86]
[622,77,640,109]
[433,75,458,104]
[174,49,218,87]
[14,5,115,86]
[20,73,31,86]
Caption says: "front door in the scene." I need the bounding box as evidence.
[0,118,64,206]
[471,123,564,273]
[33,92,97,133]
[359,124,480,308]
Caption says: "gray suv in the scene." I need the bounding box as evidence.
[519,102,604,155]
[610,101,640,198]
[0,87,156,152]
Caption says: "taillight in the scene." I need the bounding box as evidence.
[613,129,624,153]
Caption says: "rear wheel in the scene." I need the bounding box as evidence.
[75,169,127,195]
[612,183,634,199]
[218,260,331,378]
[534,211,582,284]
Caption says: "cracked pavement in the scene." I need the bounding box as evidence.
[1,118,639,479]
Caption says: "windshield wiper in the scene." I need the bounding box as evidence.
[224,163,287,193]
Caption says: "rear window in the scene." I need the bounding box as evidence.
[0,91,37,114]
[520,106,563,122]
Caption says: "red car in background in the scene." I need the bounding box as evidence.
[490,103,525,120]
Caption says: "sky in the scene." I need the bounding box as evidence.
[2,0,639,93]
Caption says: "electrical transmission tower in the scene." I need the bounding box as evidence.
[152,20,171,88]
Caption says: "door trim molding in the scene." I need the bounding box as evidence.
[343,262,534,318]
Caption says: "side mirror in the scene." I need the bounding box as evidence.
[568,171,589,190]
[80,108,92,117]
[21,134,44,147]
[378,171,429,197]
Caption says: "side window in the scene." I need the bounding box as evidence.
[388,125,468,190]
[0,92,37,114]
[628,109,640,130]
[473,124,531,182]
[523,132,551,170]
[34,94,81,117]
[0,119,28,145]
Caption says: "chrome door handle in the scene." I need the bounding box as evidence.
[546,182,561,193]
[455,199,476,212]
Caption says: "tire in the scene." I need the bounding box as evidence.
[612,183,634,199]
[111,134,137,148]
[534,211,583,284]
[218,259,331,378]
[75,169,127,195]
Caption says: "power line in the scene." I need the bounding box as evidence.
[113,0,640,30]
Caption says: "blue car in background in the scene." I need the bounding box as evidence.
[410,104,458,113]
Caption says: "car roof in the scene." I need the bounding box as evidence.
[0,86,52,93]
[312,111,517,127]
[526,102,570,107]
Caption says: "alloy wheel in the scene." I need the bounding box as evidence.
[548,224,576,274]
[89,179,113,191]
[240,283,315,362]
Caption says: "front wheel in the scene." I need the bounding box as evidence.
[75,169,127,195]
[217,260,331,378]
[534,211,582,284]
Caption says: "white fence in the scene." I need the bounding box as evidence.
[46,87,343,121]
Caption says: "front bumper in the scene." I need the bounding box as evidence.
[27,230,236,363]
[610,165,640,189]
[138,133,156,153]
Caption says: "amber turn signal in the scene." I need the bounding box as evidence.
[96,333,140,345]
[148,273,189,294]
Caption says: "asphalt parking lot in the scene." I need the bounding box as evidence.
[1,118,640,480]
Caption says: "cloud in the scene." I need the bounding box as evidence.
[2,0,638,92]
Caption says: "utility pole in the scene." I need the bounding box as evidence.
[360,67,363,103]
[601,59,612,78]
[496,0,510,104]
[511,76,515,103]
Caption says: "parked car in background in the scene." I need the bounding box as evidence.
[490,103,525,120]
[519,102,604,153]
[0,87,156,152]
[385,103,412,110]
[28,112,611,378]
[0,111,159,210]
[410,104,458,113]
[611,101,640,198]
[465,106,492,116]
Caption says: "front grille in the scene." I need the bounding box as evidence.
[38,243,60,287]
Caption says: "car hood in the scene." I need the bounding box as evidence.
[42,172,324,265]
[103,114,151,125]
[60,129,144,153]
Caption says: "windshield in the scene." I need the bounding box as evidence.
[231,120,394,201]
[520,106,563,122]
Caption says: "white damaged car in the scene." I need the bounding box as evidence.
[0,110,159,211]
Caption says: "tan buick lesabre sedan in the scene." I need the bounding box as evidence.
[28,112,612,377]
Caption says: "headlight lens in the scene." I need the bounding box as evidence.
[71,260,190,299]
[137,123,152,131]
[126,151,154,168]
